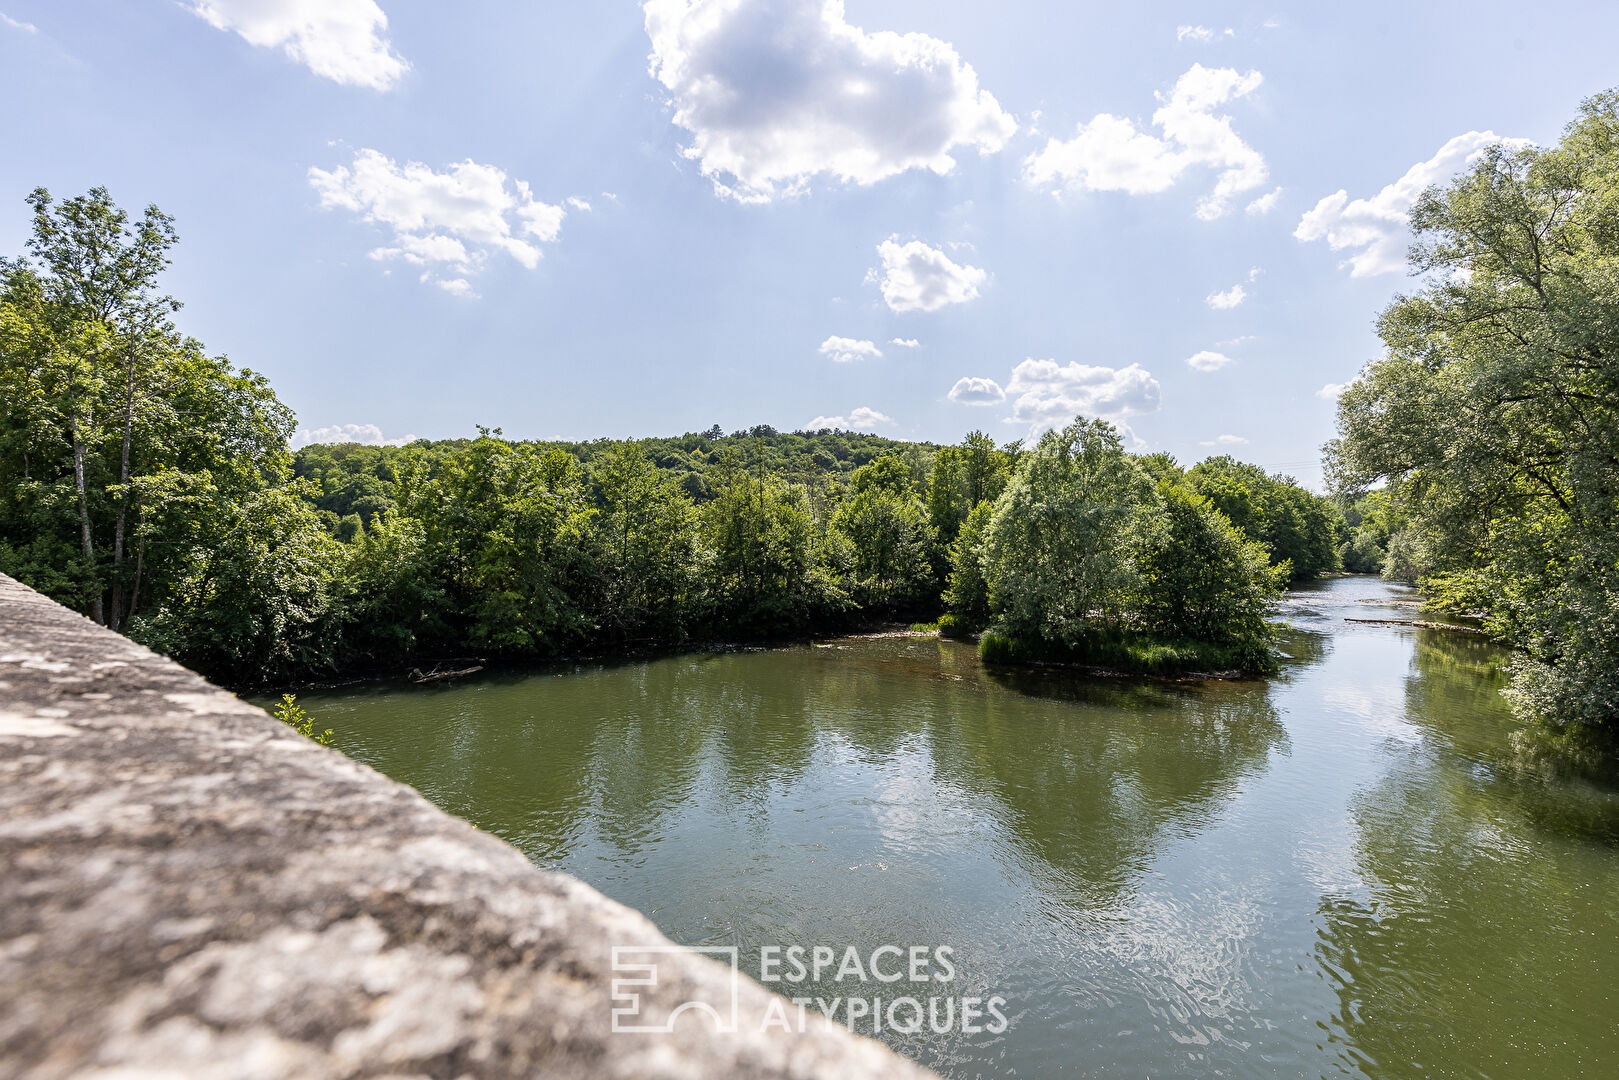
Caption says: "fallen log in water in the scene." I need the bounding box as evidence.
[408,662,485,683]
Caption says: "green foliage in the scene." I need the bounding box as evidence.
[594,442,701,642]
[333,511,447,668]
[1185,456,1341,579]
[943,500,995,630]
[1,186,299,668]
[982,419,1156,650]
[1132,481,1286,645]
[701,453,850,637]
[1337,490,1396,574]
[830,454,934,613]
[979,628,1276,676]
[410,430,602,654]
[272,693,332,745]
[1328,90,1619,725]
[972,420,1283,675]
[133,481,344,684]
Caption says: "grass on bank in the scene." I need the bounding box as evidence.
[977,629,1279,677]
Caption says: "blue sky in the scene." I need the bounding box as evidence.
[3,1,1617,487]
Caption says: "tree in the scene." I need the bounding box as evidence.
[1186,456,1341,579]
[1,188,296,667]
[943,500,995,630]
[702,450,847,636]
[134,482,343,684]
[1132,482,1285,651]
[15,187,181,627]
[1328,91,1619,725]
[831,454,932,613]
[926,446,968,544]
[981,419,1155,650]
[594,442,700,641]
[408,430,601,654]
[334,511,447,668]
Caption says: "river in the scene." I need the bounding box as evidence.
[287,576,1619,1078]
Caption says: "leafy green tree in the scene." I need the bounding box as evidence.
[1328,91,1619,725]
[2,188,297,677]
[594,442,700,641]
[702,451,847,636]
[926,446,968,544]
[831,454,933,613]
[409,430,601,654]
[943,500,995,630]
[1186,456,1341,579]
[1337,490,1396,574]
[334,511,447,668]
[981,419,1155,650]
[960,430,1012,508]
[1132,482,1285,651]
[6,187,182,628]
[133,482,343,683]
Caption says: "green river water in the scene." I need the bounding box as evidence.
[287,576,1619,1078]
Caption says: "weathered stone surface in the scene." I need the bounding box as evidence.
[0,573,937,1080]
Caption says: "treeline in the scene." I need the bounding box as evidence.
[2,186,1345,687]
[291,427,943,534]
[1329,91,1619,727]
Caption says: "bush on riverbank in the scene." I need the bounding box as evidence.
[979,630,1278,676]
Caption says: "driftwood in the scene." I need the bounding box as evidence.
[408,660,486,683]
[1344,617,1492,636]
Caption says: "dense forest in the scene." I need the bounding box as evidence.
[1328,92,1619,729]
[1,185,1346,687]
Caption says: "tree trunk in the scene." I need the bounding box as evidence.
[129,531,147,623]
[110,343,137,631]
[72,410,102,625]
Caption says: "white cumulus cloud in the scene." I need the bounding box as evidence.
[1186,350,1234,372]
[1245,186,1282,214]
[292,423,418,448]
[2,12,37,33]
[873,238,986,313]
[1294,131,1529,276]
[1023,63,1267,220]
[1200,433,1248,446]
[819,335,882,363]
[310,149,569,293]
[805,405,893,430]
[1002,358,1161,434]
[890,337,921,348]
[1316,382,1351,400]
[947,376,1005,405]
[188,0,408,89]
[849,406,892,428]
[1205,266,1259,309]
[644,0,1015,202]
